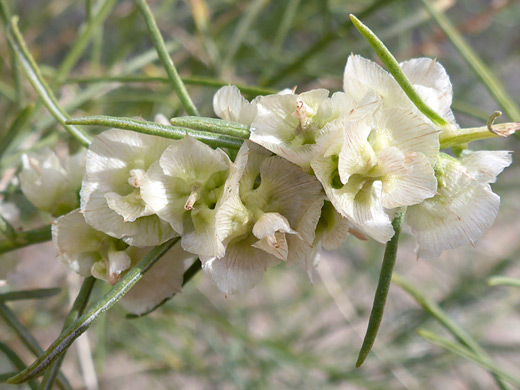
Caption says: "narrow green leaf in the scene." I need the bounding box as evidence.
[6,16,92,147]
[8,238,179,384]
[0,343,38,390]
[0,104,34,160]
[0,224,51,256]
[0,214,17,242]
[126,258,202,319]
[66,115,244,149]
[134,0,199,116]
[393,274,509,390]
[356,208,405,367]
[420,0,520,122]
[419,329,520,387]
[170,117,250,139]
[0,288,61,302]
[349,14,449,128]
[488,276,520,288]
[54,0,118,85]
[39,277,96,390]
[0,303,72,390]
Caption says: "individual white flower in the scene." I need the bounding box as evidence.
[52,209,191,315]
[203,141,324,294]
[213,85,259,126]
[20,147,85,216]
[406,151,512,258]
[343,54,456,125]
[250,88,376,172]
[80,129,176,247]
[311,107,439,243]
[140,135,231,258]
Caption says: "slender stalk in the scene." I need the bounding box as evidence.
[0,225,51,256]
[54,0,118,85]
[0,288,61,302]
[350,14,449,128]
[0,343,38,390]
[0,303,72,390]
[39,277,96,390]
[134,0,199,116]
[355,209,405,367]
[66,115,245,149]
[419,330,520,387]
[420,0,520,122]
[169,116,250,138]
[393,274,509,390]
[8,238,179,384]
[488,276,520,288]
[6,17,92,146]
[440,121,519,149]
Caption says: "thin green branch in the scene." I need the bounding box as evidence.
[39,277,96,390]
[0,288,61,302]
[8,238,179,384]
[134,0,199,116]
[356,208,405,367]
[393,274,509,390]
[0,303,71,390]
[488,276,520,288]
[350,14,449,128]
[66,115,245,149]
[6,17,92,146]
[0,225,51,256]
[420,0,520,122]
[169,117,250,138]
[419,330,520,387]
[54,0,118,85]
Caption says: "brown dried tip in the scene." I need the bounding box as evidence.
[487,111,520,137]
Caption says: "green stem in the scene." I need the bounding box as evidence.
[439,121,519,149]
[6,17,92,147]
[8,238,179,385]
[134,0,199,116]
[355,209,405,367]
[39,277,96,390]
[169,117,250,138]
[488,276,520,288]
[0,225,51,256]
[419,330,520,387]
[0,303,71,390]
[420,0,520,122]
[0,288,61,302]
[66,115,245,149]
[393,274,509,390]
[349,14,449,128]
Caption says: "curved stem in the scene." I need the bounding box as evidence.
[355,208,405,367]
[0,225,51,256]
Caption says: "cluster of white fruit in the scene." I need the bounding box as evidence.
[20,55,512,314]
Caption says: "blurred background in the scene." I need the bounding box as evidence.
[1,0,519,389]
